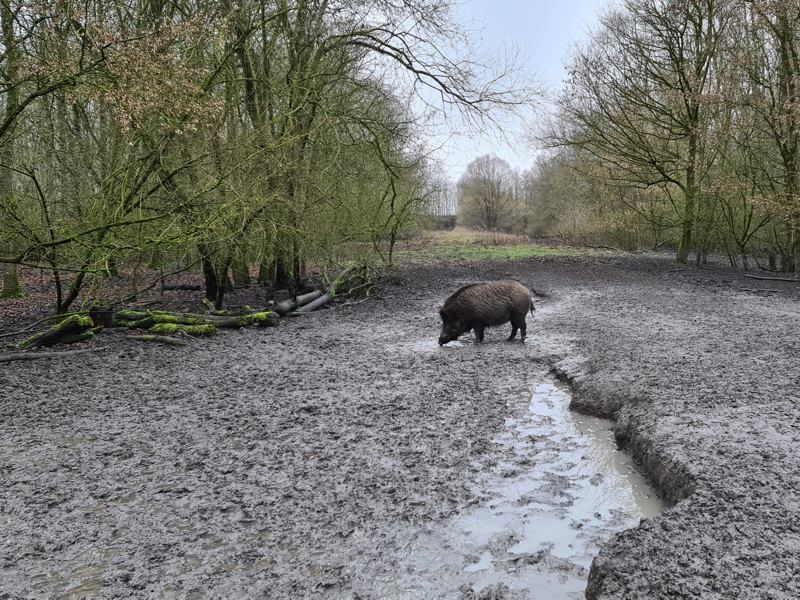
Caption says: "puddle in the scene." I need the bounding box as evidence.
[362,381,663,599]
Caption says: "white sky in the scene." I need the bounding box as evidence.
[430,0,613,179]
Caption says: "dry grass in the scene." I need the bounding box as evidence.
[394,228,598,265]
[418,227,533,247]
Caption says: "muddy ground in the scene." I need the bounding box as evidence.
[2,254,799,599]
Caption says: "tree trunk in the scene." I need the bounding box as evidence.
[677,134,698,265]
[793,222,800,278]
[1,249,24,298]
[0,4,22,300]
[201,254,231,309]
[257,262,271,284]
[232,260,251,286]
[274,255,291,290]
[198,241,236,309]
[782,171,796,273]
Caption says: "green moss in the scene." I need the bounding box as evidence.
[116,309,149,321]
[0,288,26,299]
[53,314,94,332]
[60,326,103,344]
[19,315,95,349]
[115,311,213,329]
[239,311,278,327]
[184,324,217,336]
[209,310,230,316]
[19,333,39,348]
[113,318,141,328]
[149,323,217,336]
[152,314,180,324]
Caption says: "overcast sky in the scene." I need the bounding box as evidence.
[432,0,612,179]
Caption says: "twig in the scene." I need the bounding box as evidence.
[585,244,623,252]
[0,346,107,363]
[117,259,203,305]
[0,313,81,339]
[338,297,371,309]
[743,274,798,282]
[161,283,203,291]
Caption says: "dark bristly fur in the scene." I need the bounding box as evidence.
[438,280,534,345]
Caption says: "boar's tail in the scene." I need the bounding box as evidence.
[530,297,536,313]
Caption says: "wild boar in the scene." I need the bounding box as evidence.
[438,280,534,345]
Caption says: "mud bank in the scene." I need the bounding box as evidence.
[2,254,800,598]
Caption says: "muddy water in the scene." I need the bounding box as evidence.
[363,380,663,599]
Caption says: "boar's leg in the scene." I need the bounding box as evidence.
[510,313,526,342]
[474,325,485,343]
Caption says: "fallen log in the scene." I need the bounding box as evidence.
[743,274,799,282]
[275,290,324,315]
[113,309,278,330]
[238,311,280,327]
[0,346,108,363]
[58,326,103,345]
[128,334,187,346]
[293,267,357,314]
[149,323,217,336]
[18,315,96,349]
[161,283,203,291]
[294,293,334,313]
[0,313,83,339]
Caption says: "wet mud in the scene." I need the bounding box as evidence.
[2,254,800,598]
[353,381,662,599]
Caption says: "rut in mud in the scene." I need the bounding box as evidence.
[355,378,662,599]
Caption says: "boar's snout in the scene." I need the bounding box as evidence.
[438,321,461,345]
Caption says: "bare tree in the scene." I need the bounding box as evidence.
[738,0,800,272]
[550,0,734,263]
[457,154,520,231]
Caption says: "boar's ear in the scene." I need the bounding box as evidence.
[439,308,450,322]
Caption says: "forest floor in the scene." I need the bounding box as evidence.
[2,252,800,598]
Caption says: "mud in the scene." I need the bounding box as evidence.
[353,380,663,599]
[2,254,800,598]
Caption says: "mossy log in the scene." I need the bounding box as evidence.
[128,334,187,346]
[58,326,103,344]
[18,315,96,349]
[113,309,278,330]
[149,323,217,336]
[239,311,280,327]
